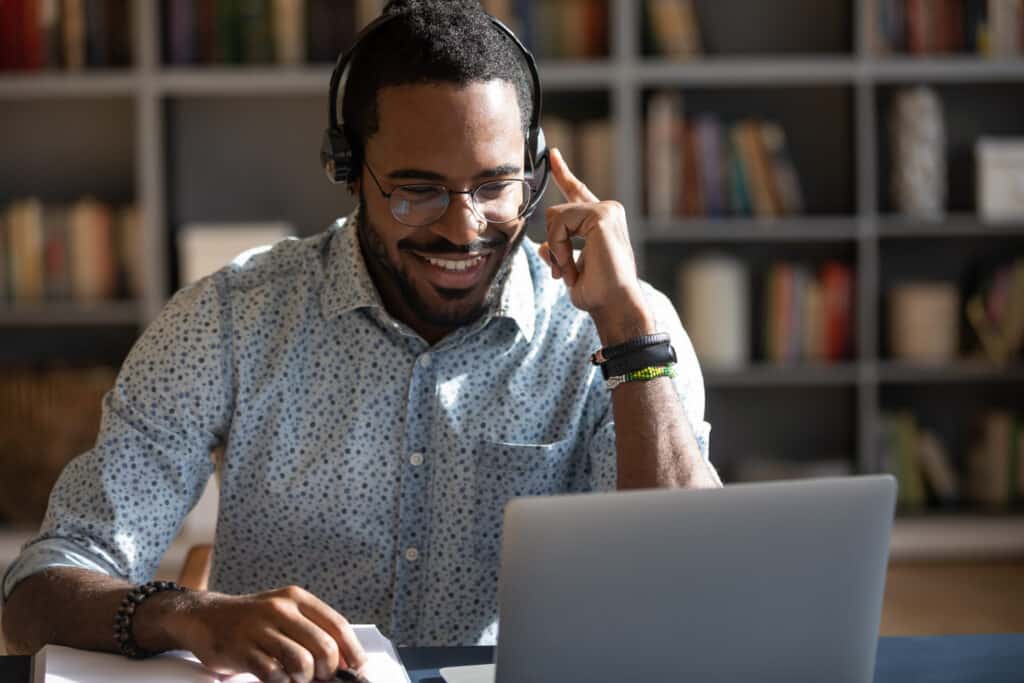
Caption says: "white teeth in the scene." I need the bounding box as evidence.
[424,255,484,272]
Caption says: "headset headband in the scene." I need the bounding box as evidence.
[327,12,544,141]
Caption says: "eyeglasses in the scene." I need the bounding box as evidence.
[363,162,532,228]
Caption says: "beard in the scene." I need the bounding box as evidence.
[356,189,526,329]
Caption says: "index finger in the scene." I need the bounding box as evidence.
[549,147,600,204]
[296,595,367,670]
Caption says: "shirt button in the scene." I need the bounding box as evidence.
[405,547,419,562]
[409,452,424,466]
[419,354,432,368]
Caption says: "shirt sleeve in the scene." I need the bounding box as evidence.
[579,283,714,493]
[2,273,236,604]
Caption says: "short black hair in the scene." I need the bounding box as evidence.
[339,0,534,179]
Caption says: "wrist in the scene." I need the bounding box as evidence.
[590,294,656,346]
[132,589,202,654]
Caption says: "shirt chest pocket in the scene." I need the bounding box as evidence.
[473,436,577,561]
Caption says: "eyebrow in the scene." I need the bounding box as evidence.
[386,164,522,182]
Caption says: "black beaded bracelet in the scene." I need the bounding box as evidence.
[591,333,670,365]
[114,580,185,659]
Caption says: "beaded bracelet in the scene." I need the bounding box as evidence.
[114,580,185,658]
[605,363,676,390]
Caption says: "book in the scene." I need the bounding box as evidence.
[917,429,959,504]
[538,114,575,209]
[645,0,701,59]
[8,198,46,302]
[69,197,117,301]
[577,118,613,201]
[239,0,273,64]
[760,122,804,215]
[272,0,305,65]
[989,0,1023,56]
[177,221,294,285]
[968,411,1015,507]
[84,0,109,66]
[107,0,133,66]
[62,0,86,69]
[821,261,853,361]
[43,203,72,299]
[306,0,355,63]
[680,121,703,216]
[692,115,724,217]
[32,625,411,682]
[676,255,751,369]
[645,92,683,218]
[166,0,196,65]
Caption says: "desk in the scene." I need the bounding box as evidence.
[2,635,1023,682]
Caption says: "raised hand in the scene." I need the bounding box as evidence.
[538,148,655,344]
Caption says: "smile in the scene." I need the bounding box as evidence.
[422,255,486,271]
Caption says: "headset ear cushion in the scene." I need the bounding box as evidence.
[523,126,550,217]
[320,127,353,184]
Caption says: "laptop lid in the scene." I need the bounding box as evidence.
[494,475,897,683]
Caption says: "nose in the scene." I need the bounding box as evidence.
[431,190,484,245]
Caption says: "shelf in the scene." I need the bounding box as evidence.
[877,362,1024,384]
[537,61,616,89]
[703,362,859,388]
[635,56,858,85]
[866,57,1024,83]
[890,514,1024,561]
[157,66,331,95]
[646,216,860,242]
[878,213,1024,238]
[0,302,142,327]
[0,71,139,98]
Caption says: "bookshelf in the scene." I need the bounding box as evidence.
[1,0,1024,555]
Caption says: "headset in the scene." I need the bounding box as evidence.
[319,9,550,218]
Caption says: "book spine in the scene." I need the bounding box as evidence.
[22,0,44,69]
[61,0,86,69]
[43,204,71,299]
[646,92,683,219]
[694,115,723,218]
[217,0,241,64]
[272,0,305,65]
[239,0,273,64]
[583,0,607,57]
[822,261,853,361]
[106,0,132,66]
[11,199,46,302]
[83,0,108,66]
[1,0,26,70]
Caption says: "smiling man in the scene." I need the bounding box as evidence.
[2,1,719,682]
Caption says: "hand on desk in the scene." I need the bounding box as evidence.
[165,584,367,683]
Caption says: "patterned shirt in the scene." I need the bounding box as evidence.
[2,210,711,646]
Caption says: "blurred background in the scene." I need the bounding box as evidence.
[1,0,1023,647]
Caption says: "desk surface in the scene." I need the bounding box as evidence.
[3,634,1023,682]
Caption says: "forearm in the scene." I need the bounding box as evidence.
[611,376,722,490]
[1,568,187,655]
[593,299,722,491]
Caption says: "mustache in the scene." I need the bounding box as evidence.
[397,233,508,255]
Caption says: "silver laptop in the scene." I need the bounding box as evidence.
[487,475,896,683]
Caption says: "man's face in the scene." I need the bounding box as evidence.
[355,80,528,333]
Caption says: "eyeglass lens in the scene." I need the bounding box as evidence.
[390,180,530,226]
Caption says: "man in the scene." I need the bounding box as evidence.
[2,1,719,681]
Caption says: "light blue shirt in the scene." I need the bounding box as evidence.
[2,210,711,646]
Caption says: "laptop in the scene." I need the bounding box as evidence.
[442,475,897,683]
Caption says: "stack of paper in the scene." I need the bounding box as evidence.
[33,625,409,683]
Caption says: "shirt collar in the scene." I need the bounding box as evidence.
[320,208,536,343]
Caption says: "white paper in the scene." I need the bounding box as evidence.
[439,664,496,683]
[34,625,409,683]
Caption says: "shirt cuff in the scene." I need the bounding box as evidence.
[1,537,124,606]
